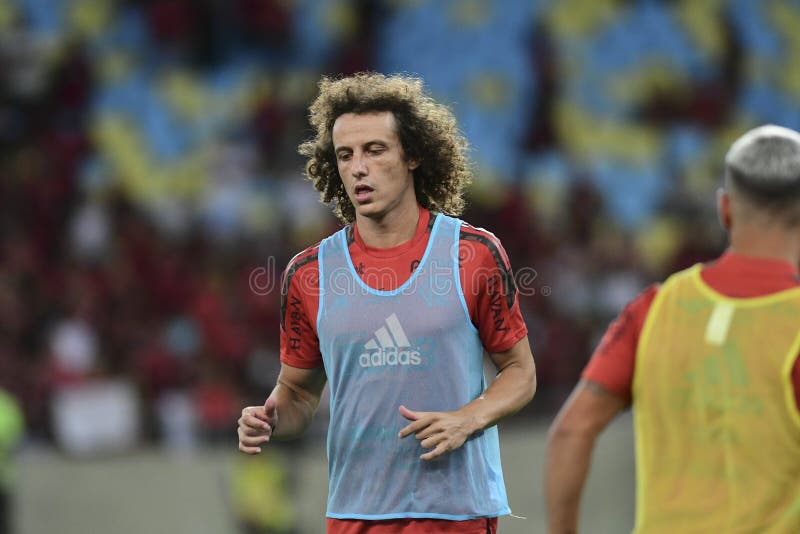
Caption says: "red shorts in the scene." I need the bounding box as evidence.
[327,517,498,533]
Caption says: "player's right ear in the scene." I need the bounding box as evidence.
[717,188,732,232]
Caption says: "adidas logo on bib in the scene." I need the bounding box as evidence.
[359,313,422,368]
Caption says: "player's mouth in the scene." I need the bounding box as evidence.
[354,184,374,203]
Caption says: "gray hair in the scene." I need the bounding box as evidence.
[724,124,800,224]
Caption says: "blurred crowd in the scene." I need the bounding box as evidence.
[1,0,798,451]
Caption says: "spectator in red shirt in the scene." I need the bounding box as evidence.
[545,125,800,533]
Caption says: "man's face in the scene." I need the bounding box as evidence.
[332,112,419,221]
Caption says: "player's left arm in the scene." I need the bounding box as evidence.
[398,336,536,461]
[398,227,536,460]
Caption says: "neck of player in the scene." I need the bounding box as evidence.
[729,222,800,267]
[355,197,421,249]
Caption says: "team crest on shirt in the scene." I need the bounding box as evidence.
[359,313,422,367]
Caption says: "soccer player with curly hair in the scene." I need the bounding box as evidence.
[238,73,537,534]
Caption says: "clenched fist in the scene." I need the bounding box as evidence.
[237,397,278,454]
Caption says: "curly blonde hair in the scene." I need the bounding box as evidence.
[298,72,473,223]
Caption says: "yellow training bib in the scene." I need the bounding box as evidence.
[632,264,800,533]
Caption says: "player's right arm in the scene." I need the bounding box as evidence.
[238,246,326,454]
[544,285,657,532]
[238,363,327,453]
[545,380,625,534]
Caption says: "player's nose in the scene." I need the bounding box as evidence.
[351,152,368,177]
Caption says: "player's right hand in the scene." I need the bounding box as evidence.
[237,397,278,454]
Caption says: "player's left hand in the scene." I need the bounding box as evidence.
[398,405,477,461]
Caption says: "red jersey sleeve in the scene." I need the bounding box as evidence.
[459,224,528,354]
[581,279,800,410]
[581,284,659,402]
[279,245,324,369]
[794,360,800,413]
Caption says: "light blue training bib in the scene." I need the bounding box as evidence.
[317,213,510,520]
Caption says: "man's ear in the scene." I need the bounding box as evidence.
[717,188,732,232]
[407,157,420,171]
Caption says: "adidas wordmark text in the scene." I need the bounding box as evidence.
[359,313,422,368]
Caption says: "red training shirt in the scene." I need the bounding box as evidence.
[583,251,800,410]
[279,206,527,533]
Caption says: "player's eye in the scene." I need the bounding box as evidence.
[338,152,352,162]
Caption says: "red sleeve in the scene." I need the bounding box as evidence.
[794,359,800,413]
[279,245,323,369]
[581,273,800,409]
[581,284,659,402]
[459,224,528,354]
